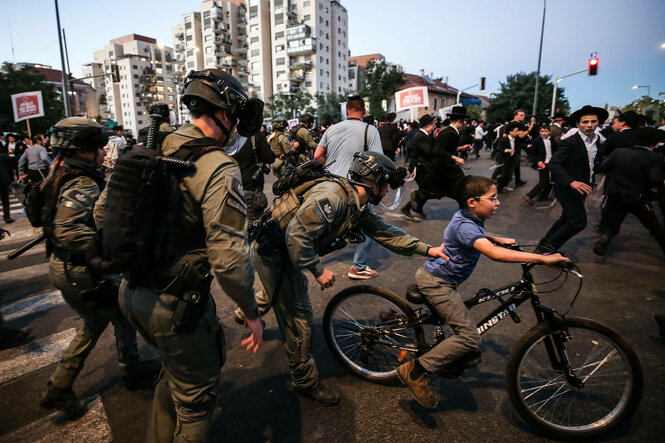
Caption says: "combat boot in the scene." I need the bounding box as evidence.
[123,359,162,390]
[40,381,86,415]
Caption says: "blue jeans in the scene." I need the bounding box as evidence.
[352,233,373,269]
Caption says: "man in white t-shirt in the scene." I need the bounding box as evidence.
[314,94,384,279]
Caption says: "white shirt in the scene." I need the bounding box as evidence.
[542,136,552,163]
[578,132,599,180]
[419,128,429,136]
[507,135,515,152]
[474,126,486,140]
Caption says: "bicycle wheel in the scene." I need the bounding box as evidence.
[323,285,426,384]
[506,317,643,440]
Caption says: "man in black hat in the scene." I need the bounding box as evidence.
[401,113,436,219]
[537,105,609,252]
[598,110,639,162]
[435,106,472,158]
[593,127,665,256]
[378,112,400,161]
[549,111,567,146]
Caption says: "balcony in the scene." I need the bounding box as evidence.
[175,32,184,40]
[286,24,311,41]
[289,74,305,83]
[211,7,223,22]
[238,16,247,25]
[289,61,313,70]
[232,43,248,53]
[214,27,224,34]
[175,44,184,51]
[286,38,316,56]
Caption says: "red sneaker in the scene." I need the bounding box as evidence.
[347,266,377,280]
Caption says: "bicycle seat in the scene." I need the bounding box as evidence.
[406,284,426,304]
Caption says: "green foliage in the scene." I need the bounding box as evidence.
[486,72,569,123]
[265,90,315,120]
[315,92,344,125]
[360,59,404,119]
[0,62,64,134]
[466,104,483,121]
[621,96,665,125]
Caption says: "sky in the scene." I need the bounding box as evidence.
[1,0,664,113]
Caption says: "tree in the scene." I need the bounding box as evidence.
[620,96,664,126]
[486,72,569,123]
[360,59,404,119]
[466,104,483,121]
[0,62,64,134]
[315,92,344,125]
[265,90,315,120]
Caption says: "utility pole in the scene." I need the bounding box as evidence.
[532,0,546,117]
[54,0,71,117]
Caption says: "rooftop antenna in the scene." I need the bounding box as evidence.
[8,21,15,64]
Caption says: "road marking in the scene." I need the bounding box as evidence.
[1,290,65,322]
[0,328,76,386]
[0,262,49,285]
[0,395,112,443]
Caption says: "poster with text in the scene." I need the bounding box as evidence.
[395,87,428,112]
[11,91,45,122]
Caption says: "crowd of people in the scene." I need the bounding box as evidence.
[1,67,664,441]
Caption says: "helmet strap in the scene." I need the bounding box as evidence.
[210,112,233,144]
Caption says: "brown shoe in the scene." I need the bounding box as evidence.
[396,360,438,408]
[522,195,534,206]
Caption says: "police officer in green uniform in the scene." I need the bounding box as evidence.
[269,117,308,178]
[237,151,447,405]
[117,69,264,442]
[293,113,318,156]
[39,118,158,415]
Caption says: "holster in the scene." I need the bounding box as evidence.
[168,262,214,333]
[253,219,286,256]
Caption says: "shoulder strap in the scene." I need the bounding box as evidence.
[364,124,369,151]
[174,137,223,162]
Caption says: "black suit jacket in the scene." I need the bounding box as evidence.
[599,129,636,159]
[407,130,434,170]
[495,137,516,164]
[530,136,556,168]
[549,132,595,186]
[378,123,400,156]
[597,146,665,202]
[434,126,460,156]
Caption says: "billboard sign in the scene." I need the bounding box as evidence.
[395,86,428,112]
[11,91,45,122]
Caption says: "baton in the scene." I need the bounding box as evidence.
[7,234,47,260]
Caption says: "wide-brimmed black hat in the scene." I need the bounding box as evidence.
[553,111,567,120]
[635,127,665,146]
[616,110,641,128]
[448,106,470,120]
[569,105,609,125]
[383,112,396,122]
[419,114,435,127]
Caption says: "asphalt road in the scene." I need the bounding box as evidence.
[1,154,664,442]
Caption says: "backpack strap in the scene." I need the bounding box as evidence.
[363,124,369,151]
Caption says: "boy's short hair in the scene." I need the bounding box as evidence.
[460,175,496,209]
[505,121,521,133]
[538,124,551,132]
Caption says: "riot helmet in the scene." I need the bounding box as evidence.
[50,117,108,153]
[348,151,407,204]
[272,117,287,131]
[300,113,314,126]
[181,69,264,139]
[149,103,170,121]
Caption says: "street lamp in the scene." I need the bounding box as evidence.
[632,84,651,97]
[661,43,665,49]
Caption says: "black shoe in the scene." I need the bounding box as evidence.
[40,382,86,415]
[3,217,15,224]
[655,315,665,338]
[413,208,427,219]
[593,235,610,256]
[123,360,162,390]
[400,205,414,220]
[0,327,31,350]
[522,195,535,206]
[294,382,340,406]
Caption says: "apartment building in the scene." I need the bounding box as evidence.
[89,34,176,136]
[172,0,348,107]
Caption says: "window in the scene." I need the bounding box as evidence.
[138,120,143,125]
[204,35,212,42]
[205,46,213,54]
[187,61,194,68]
[250,24,259,32]
[137,111,143,115]
[275,14,284,25]
[184,16,191,23]
[304,1,310,6]
[275,44,285,52]
[251,49,260,57]
[305,81,312,87]
[186,50,193,57]
[133,74,139,79]
[276,57,285,65]
[203,10,210,17]
[251,36,259,44]
[275,31,284,39]
[304,14,310,21]
[319,17,323,23]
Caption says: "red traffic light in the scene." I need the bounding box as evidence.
[588,57,598,76]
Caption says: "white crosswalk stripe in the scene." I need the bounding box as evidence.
[1,290,65,322]
[0,328,77,386]
[0,395,112,442]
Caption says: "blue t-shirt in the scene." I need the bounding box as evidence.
[424,209,485,284]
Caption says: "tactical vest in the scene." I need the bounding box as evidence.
[268,132,287,157]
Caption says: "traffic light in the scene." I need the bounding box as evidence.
[480,77,486,90]
[588,57,598,76]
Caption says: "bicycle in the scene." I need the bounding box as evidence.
[323,245,643,440]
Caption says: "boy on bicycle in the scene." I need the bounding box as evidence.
[397,175,568,408]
